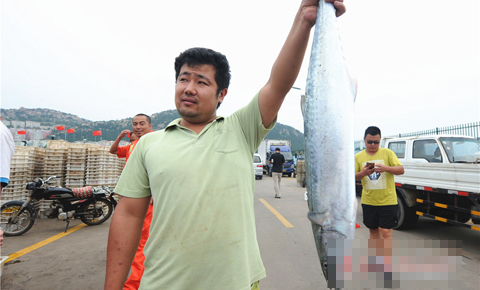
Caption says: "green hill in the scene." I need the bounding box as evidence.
[1,108,305,152]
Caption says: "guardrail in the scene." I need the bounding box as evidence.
[397,121,480,138]
[354,121,480,151]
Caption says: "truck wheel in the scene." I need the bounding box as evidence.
[439,211,471,223]
[355,183,362,197]
[457,214,471,223]
[394,195,418,230]
[472,216,480,225]
[471,207,480,224]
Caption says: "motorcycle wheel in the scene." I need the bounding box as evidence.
[80,199,113,225]
[1,204,36,236]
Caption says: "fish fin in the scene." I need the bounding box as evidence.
[300,94,306,117]
[351,77,358,102]
[307,211,330,226]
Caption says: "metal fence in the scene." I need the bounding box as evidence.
[355,122,480,151]
[396,121,480,138]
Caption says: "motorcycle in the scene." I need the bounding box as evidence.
[1,176,117,236]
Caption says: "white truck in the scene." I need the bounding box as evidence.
[382,135,480,231]
[257,139,295,177]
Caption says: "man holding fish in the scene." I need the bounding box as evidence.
[105,1,346,289]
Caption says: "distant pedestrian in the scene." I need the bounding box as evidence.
[355,126,404,240]
[1,120,15,246]
[269,148,285,198]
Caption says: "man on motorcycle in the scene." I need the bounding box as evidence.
[109,113,153,290]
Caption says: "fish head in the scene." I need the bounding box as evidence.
[314,228,349,281]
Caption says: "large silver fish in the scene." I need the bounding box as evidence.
[302,0,357,284]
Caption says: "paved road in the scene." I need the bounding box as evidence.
[1,176,479,289]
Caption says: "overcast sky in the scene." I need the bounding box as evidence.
[2,0,479,140]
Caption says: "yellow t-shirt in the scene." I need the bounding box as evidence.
[355,147,402,206]
[115,93,272,290]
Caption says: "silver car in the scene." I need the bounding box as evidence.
[253,154,263,180]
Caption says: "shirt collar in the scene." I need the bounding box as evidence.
[165,116,225,131]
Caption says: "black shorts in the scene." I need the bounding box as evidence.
[362,204,398,229]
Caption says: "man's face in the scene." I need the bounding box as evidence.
[175,64,227,125]
[364,134,381,154]
[132,116,152,138]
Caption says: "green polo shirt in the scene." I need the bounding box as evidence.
[115,93,274,290]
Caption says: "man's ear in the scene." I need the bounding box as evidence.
[217,88,228,104]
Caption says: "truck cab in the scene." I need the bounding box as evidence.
[266,146,295,177]
[257,139,295,177]
[385,135,480,164]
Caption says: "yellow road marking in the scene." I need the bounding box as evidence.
[259,199,294,228]
[5,223,87,263]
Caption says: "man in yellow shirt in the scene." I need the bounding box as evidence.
[355,126,404,240]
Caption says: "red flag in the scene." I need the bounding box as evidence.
[92,130,101,136]
[56,126,65,130]
[67,128,75,134]
[17,130,26,135]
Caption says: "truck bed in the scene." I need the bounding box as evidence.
[395,162,480,194]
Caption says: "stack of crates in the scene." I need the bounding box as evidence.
[117,157,126,175]
[40,141,69,217]
[2,147,46,205]
[296,159,306,187]
[65,143,90,188]
[86,146,120,187]
[43,141,69,187]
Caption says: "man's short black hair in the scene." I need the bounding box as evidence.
[174,47,231,97]
[364,126,381,138]
[275,148,280,151]
[134,113,151,124]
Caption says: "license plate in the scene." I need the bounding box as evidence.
[283,169,286,172]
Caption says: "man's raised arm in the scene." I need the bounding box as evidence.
[258,0,345,128]
[109,130,131,155]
